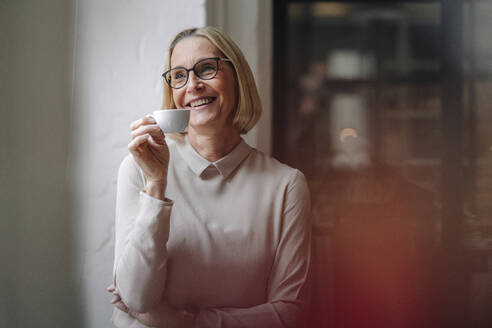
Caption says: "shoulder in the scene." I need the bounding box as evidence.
[247,148,309,195]
[250,152,311,222]
[247,148,300,176]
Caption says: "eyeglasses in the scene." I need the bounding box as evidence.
[162,57,231,89]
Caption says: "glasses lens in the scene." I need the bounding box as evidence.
[195,59,218,80]
[168,68,187,88]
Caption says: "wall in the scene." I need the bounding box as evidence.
[1,1,270,327]
[70,1,206,326]
[207,0,273,155]
[0,0,80,327]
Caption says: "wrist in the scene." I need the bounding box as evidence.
[144,180,167,200]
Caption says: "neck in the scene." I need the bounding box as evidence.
[187,126,241,162]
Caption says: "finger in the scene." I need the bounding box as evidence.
[111,295,121,304]
[130,124,165,142]
[147,134,166,148]
[128,134,150,153]
[114,300,129,313]
[130,116,156,131]
[127,309,145,322]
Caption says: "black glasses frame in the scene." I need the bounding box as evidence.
[162,57,231,89]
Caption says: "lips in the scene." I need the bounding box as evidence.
[186,97,216,108]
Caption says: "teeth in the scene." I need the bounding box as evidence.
[190,97,213,107]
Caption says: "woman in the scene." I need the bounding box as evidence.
[108,26,312,328]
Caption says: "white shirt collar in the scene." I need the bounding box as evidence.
[176,135,252,179]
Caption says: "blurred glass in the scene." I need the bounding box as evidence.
[275,1,492,327]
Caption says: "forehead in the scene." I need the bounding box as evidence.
[171,36,220,67]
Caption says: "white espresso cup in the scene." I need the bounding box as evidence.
[149,109,190,133]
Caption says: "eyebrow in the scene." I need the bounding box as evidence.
[170,56,219,69]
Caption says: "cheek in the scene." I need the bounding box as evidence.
[220,81,236,104]
[172,90,184,107]
[228,84,238,109]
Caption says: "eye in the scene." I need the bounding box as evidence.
[200,63,215,72]
[171,69,187,81]
[196,60,217,77]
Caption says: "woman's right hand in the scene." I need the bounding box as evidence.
[128,116,169,199]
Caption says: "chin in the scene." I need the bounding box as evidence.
[190,111,218,124]
[189,118,216,130]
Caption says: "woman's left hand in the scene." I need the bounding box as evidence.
[107,285,193,328]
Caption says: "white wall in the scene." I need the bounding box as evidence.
[71,1,206,326]
[0,0,80,327]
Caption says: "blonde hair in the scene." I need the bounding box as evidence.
[162,26,262,134]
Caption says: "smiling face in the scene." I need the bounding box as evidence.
[170,36,238,135]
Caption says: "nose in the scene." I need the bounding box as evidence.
[186,71,203,91]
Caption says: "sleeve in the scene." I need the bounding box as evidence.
[194,170,312,328]
[113,154,173,313]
